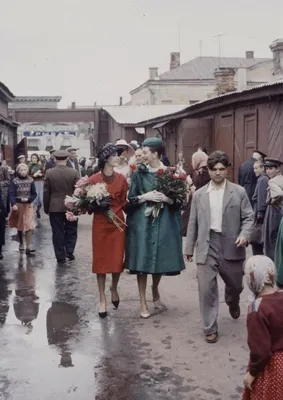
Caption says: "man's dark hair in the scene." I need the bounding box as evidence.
[207,151,230,170]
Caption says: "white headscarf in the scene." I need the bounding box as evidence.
[245,255,276,297]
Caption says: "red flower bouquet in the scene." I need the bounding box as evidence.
[145,168,188,222]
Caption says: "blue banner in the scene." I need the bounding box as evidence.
[23,131,77,137]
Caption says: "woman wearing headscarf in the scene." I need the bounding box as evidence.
[242,255,283,399]
[88,143,128,318]
[114,139,135,186]
[125,137,185,319]
[191,147,210,190]
[9,163,37,255]
[29,153,44,220]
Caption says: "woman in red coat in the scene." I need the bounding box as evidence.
[88,143,128,318]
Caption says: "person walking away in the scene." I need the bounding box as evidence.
[263,157,283,260]
[29,153,44,220]
[9,164,37,256]
[66,147,81,176]
[43,150,79,264]
[251,160,269,255]
[45,149,56,171]
[186,151,253,343]
[191,147,210,190]
[238,150,266,206]
[0,157,10,256]
[114,139,135,185]
[125,137,185,319]
[88,143,128,318]
[242,255,283,400]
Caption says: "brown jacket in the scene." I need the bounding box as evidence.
[44,165,79,213]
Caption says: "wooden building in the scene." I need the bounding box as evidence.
[0,82,19,166]
[137,81,283,181]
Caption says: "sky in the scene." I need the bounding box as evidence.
[1,0,283,107]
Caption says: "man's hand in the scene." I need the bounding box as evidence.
[12,205,18,211]
[243,372,255,391]
[235,237,248,247]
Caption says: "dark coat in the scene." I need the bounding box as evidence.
[43,165,79,213]
[238,158,258,206]
[66,158,80,176]
[252,175,269,220]
[45,158,56,171]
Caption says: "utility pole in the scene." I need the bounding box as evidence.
[214,33,225,66]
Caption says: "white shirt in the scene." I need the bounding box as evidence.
[206,180,226,232]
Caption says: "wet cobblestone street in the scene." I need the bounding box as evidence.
[0,215,249,400]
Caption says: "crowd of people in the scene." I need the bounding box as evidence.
[0,139,282,398]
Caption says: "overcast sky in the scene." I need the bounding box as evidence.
[1,0,282,107]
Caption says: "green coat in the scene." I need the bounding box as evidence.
[275,217,283,287]
[125,166,185,275]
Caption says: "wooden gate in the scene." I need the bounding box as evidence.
[180,118,213,174]
[214,112,234,180]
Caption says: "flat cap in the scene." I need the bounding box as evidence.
[66,147,78,152]
[49,148,56,154]
[142,137,163,148]
[53,150,69,160]
[17,155,26,160]
[264,157,283,168]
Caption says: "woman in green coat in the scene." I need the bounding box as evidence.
[275,212,283,288]
[125,137,185,319]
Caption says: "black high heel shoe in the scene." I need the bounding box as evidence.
[110,287,120,310]
[98,311,108,319]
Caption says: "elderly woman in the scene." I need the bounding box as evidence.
[89,143,128,318]
[114,139,135,185]
[242,255,283,399]
[125,137,185,318]
[9,163,37,255]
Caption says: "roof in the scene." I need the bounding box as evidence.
[0,82,15,101]
[136,80,283,126]
[102,105,189,125]
[159,56,271,81]
[13,96,62,102]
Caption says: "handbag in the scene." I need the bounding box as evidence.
[249,224,263,245]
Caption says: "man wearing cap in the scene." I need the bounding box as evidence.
[263,157,283,260]
[238,150,266,206]
[45,149,56,171]
[44,150,79,264]
[66,148,80,176]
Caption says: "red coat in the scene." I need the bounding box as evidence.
[89,172,128,274]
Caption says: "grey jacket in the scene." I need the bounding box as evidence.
[44,165,79,213]
[186,181,254,264]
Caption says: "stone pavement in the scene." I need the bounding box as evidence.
[0,215,249,400]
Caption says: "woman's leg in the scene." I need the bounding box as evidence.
[18,230,24,250]
[137,274,149,316]
[25,230,33,251]
[96,274,107,314]
[152,274,167,311]
[111,273,120,305]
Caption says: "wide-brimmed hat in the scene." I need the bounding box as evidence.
[115,139,135,157]
[264,157,283,168]
[254,149,267,159]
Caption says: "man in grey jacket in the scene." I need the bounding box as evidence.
[186,151,253,343]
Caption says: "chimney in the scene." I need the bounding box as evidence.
[245,51,254,59]
[214,68,236,95]
[71,101,76,109]
[270,38,283,76]
[149,67,158,80]
[119,96,123,106]
[170,52,180,70]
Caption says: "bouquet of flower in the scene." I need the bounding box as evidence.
[145,168,188,222]
[64,177,126,231]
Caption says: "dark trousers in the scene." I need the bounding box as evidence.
[49,213,78,261]
[252,243,264,255]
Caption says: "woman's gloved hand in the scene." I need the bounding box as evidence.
[160,193,174,205]
[139,191,163,203]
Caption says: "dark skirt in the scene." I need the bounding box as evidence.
[263,205,282,260]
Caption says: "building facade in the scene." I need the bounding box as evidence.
[130,39,283,106]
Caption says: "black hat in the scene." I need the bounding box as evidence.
[49,148,56,154]
[264,157,283,168]
[254,149,267,159]
[97,143,119,161]
[53,150,69,160]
